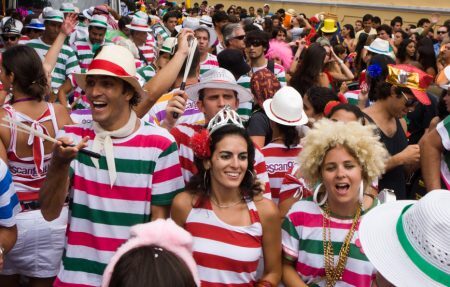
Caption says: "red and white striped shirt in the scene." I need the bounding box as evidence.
[200,53,219,75]
[185,197,262,286]
[170,123,271,198]
[262,143,302,204]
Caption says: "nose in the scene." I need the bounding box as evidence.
[218,96,225,108]
[336,165,346,178]
[230,156,240,168]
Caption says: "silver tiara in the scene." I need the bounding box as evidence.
[207,105,244,135]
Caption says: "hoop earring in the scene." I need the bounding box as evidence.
[313,183,327,206]
[359,180,365,210]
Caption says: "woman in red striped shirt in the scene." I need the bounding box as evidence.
[171,107,281,287]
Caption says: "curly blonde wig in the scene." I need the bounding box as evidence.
[298,119,389,185]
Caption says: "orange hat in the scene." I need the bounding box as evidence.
[386,64,433,105]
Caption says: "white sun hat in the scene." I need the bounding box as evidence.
[82,7,94,20]
[359,190,450,287]
[60,3,76,13]
[89,15,108,29]
[263,86,308,126]
[74,45,144,95]
[185,68,253,103]
[364,38,392,57]
[160,37,178,55]
[126,17,151,32]
[43,9,64,23]
[25,18,45,30]
[133,10,149,21]
[194,24,217,47]
[199,15,213,27]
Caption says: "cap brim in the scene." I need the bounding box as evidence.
[74,71,145,96]
[359,200,446,287]
[411,89,431,105]
[263,99,308,126]
[185,81,253,103]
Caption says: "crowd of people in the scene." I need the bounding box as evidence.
[0,1,449,287]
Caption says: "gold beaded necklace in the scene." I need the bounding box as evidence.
[322,202,362,287]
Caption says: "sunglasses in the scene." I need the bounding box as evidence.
[233,35,245,40]
[402,92,418,107]
[2,35,19,41]
[245,40,263,47]
[437,31,447,34]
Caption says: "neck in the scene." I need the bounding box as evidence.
[133,37,145,47]
[41,34,55,45]
[327,199,360,217]
[200,51,208,62]
[251,57,267,68]
[369,101,395,121]
[99,108,135,131]
[210,181,242,204]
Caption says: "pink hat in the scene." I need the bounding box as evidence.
[101,219,200,287]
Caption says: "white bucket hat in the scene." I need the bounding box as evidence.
[199,15,213,27]
[43,9,64,23]
[89,15,108,29]
[74,45,144,95]
[364,38,392,57]
[126,17,151,32]
[185,68,253,103]
[60,3,76,13]
[263,86,308,126]
[359,190,450,287]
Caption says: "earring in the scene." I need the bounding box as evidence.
[359,180,365,211]
[313,183,327,206]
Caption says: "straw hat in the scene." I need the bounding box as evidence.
[25,18,45,31]
[185,68,253,103]
[364,38,392,57]
[89,15,108,29]
[359,190,450,287]
[320,18,337,33]
[126,17,151,32]
[386,64,433,105]
[74,45,144,95]
[43,9,64,23]
[60,3,76,13]
[263,86,308,126]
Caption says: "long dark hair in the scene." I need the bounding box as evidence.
[289,43,326,96]
[397,39,416,63]
[109,246,197,287]
[186,125,262,200]
[343,24,355,39]
[276,123,300,149]
[417,38,437,73]
[2,45,47,102]
[354,33,369,77]
[366,54,396,101]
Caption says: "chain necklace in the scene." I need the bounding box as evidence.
[210,196,243,208]
[322,202,362,287]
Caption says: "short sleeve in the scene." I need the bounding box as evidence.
[436,115,450,150]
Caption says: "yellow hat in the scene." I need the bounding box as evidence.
[321,18,337,33]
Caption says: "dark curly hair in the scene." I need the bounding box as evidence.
[185,125,262,200]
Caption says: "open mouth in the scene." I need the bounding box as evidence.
[335,183,350,194]
[225,172,240,179]
[91,101,107,110]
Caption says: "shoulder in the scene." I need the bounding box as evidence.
[254,197,280,223]
[171,191,195,224]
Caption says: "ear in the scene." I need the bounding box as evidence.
[197,100,205,112]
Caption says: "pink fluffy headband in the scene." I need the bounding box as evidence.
[101,219,200,287]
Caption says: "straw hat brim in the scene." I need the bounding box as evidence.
[185,81,253,103]
[359,200,447,287]
[74,70,145,96]
[263,98,308,126]
[126,24,151,32]
[364,45,392,57]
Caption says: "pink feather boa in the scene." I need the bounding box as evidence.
[266,40,293,71]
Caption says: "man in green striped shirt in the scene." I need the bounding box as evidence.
[27,9,80,101]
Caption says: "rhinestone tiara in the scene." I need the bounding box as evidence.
[206,105,244,135]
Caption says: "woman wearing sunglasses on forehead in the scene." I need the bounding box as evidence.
[363,64,433,200]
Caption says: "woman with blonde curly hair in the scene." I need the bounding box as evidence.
[281,119,389,287]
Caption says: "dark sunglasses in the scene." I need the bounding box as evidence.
[245,40,263,47]
[437,31,447,34]
[402,92,418,107]
[233,35,245,40]
[2,35,19,41]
